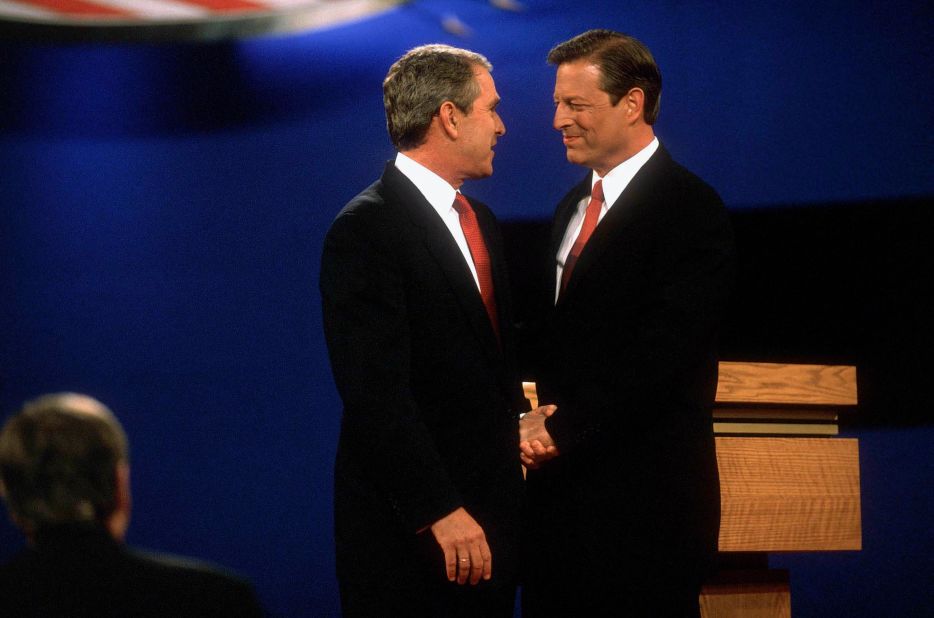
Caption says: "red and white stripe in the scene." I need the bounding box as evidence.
[0,0,343,21]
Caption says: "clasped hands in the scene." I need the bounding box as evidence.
[519,404,559,469]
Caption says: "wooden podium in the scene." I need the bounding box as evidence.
[522,361,861,617]
[701,362,861,617]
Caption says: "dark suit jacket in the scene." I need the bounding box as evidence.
[0,524,263,617]
[320,162,528,616]
[524,145,734,612]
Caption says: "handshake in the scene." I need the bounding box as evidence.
[518,404,559,469]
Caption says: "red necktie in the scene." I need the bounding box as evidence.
[560,179,604,294]
[453,193,500,342]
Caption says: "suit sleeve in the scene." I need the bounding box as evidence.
[320,209,462,533]
[545,182,735,452]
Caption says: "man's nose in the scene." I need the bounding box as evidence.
[495,112,506,136]
[553,104,571,131]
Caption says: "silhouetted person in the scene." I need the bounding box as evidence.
[0,392,265,617]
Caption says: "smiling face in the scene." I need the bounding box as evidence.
[553,60,634,177]
[454,67,506,182]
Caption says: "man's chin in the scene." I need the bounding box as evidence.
[467,166,494,180]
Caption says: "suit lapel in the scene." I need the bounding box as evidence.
[380,163,504,364]
[557,146,671,303]
[473,198,512,348]
[551,175,591,259]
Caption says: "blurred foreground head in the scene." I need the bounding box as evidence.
[0,393,131,541]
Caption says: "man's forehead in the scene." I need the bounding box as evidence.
[473,66,493,85]
[554,64,611,99]
[474,68,499,99]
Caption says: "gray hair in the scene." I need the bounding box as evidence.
[384,44,492,151]
[0,393,128,531]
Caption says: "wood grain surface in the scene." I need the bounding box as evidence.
[716,362,858,406]
[717,436,861,551]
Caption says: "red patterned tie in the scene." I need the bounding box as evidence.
[453,193,500,342]
[560,179,604,295]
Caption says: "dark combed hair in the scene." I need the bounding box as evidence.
[548,29,662,124]
[0,394,128,531]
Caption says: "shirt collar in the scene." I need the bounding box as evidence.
[593,137,659,208]
[394,152,458,214]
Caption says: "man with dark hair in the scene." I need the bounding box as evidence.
[321,44,542,616]
[0,393,264,617]
[519,30,735,616]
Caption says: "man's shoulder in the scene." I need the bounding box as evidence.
[0,543,263,617]
[648,147,721,202]
[333,162,424,225]
[115,547,263,616]
[323,179,396,250]
[337,177,391,218]
[126,546,252,587]
[324,165,435,251]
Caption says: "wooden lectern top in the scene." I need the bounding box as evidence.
[716,361,857,406]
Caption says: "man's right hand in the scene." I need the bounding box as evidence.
[519,404,559,468]
[429,507,491,585]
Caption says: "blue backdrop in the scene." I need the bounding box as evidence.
[1,1,932,615]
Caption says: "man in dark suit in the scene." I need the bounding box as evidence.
[320,45,539,617]
[519,30,735,617]
[0,392,264,617]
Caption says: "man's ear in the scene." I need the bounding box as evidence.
[0,479,24,537]
[108,461,131,541]
[3,492,35,543]
[623,87,645,121]
[439,101,460,139]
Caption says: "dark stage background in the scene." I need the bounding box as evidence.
[1,1,932,615]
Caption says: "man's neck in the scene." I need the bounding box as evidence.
[401,147,462,190]
[596,127,655,177]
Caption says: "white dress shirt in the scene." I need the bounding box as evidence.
[554,137,659,302]
[394,152,480,290]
